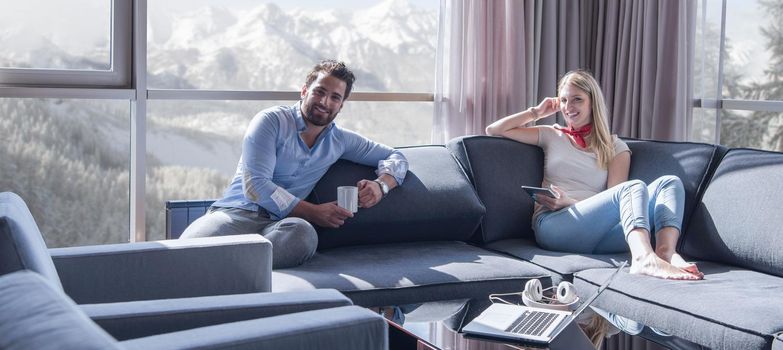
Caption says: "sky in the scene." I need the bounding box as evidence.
[0,0,110,57]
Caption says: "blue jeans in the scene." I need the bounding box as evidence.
[534,175,685,254]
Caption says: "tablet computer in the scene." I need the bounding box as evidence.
[521,185,559,199]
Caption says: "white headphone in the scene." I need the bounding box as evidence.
[488,278,579,311]
[521,279,578,309]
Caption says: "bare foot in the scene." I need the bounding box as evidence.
[630,253,702,280]
[669,253,703,278]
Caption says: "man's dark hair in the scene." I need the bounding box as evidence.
[304,59,356,100]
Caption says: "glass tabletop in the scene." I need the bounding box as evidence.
[384,298,540,350]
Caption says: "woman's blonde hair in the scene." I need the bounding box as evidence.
[558,70,614,169]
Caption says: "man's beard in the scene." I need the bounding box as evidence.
[303,103,338,127]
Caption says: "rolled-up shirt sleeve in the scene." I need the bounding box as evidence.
[242,114,300,218]
[376,151,408,185]
[339,129,408,185]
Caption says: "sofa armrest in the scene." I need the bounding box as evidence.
[119,306,388,350]
[50,234,272,304]
[82,289,353,340]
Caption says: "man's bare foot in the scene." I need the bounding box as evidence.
[630,253,702,280]
[669,253,703,278]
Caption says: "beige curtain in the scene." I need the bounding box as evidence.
[592,0,695,140]
[433,0,533,143]
[433,0,695,143]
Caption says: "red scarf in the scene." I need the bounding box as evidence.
[561,124,592,148]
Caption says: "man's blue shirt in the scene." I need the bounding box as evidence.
[213,103,408,220]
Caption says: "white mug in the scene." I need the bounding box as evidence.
[337,186,358,213]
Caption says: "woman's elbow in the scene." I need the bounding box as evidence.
[485,124,499,136]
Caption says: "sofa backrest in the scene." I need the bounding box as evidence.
[446,136,724,245]
[622,139,726,233]
[166,200,215,239]
[308,145,486,250]
[446,136,544,243]
[682,148,783,277]
[0,192,63,290]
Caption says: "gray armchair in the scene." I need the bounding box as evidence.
[0,192,272,304]
[0,270,388,350]
[0,192,388,349]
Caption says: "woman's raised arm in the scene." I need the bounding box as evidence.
[485,97,559,145]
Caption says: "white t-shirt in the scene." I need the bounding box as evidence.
[532,125,631,222]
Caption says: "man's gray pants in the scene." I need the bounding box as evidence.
[180,206,318,269]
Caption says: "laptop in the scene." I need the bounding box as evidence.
[462,261,627,345]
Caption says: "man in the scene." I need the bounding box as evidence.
[181,59,408,269]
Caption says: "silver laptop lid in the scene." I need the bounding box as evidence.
[548,260,627,339]
[573,260,627,317]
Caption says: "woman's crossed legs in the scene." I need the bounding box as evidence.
[535,176,702,280]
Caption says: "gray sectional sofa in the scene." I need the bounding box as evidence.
[195,135,780,350]
[9,133,777,349]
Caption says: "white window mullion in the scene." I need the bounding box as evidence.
[130,0,147,242]
[714,0,728,145]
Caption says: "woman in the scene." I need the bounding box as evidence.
[485,70,702,280]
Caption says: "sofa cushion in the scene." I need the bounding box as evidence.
[622,139,725,234]
[271,241,551,307]
[0,192,62,289]
[85,288,353,341]
[120,305,388,350]
[484,238,629,283]
[0,271,120,350]
[446,136,544,243]
[309,146,486,249]
[683,148,783,277]
[574,262,783,350]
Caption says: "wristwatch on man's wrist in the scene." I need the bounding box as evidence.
[373,179,389,198]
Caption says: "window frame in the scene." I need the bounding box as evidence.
[692,0,783,145]
[0,0,132,88]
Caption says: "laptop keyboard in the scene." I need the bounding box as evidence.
[505,310,558,336]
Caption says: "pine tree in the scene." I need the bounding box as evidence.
[732,0,783,151]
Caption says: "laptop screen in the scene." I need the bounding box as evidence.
[548,260,627,339]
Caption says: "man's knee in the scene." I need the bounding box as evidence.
[267,217,318,268]
[277,217,318,250]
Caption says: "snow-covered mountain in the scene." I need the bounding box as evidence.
[147,0,437,92]
[143,0,438,176]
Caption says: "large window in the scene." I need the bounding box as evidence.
[1,0,438,245]
[693,0,783,151]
